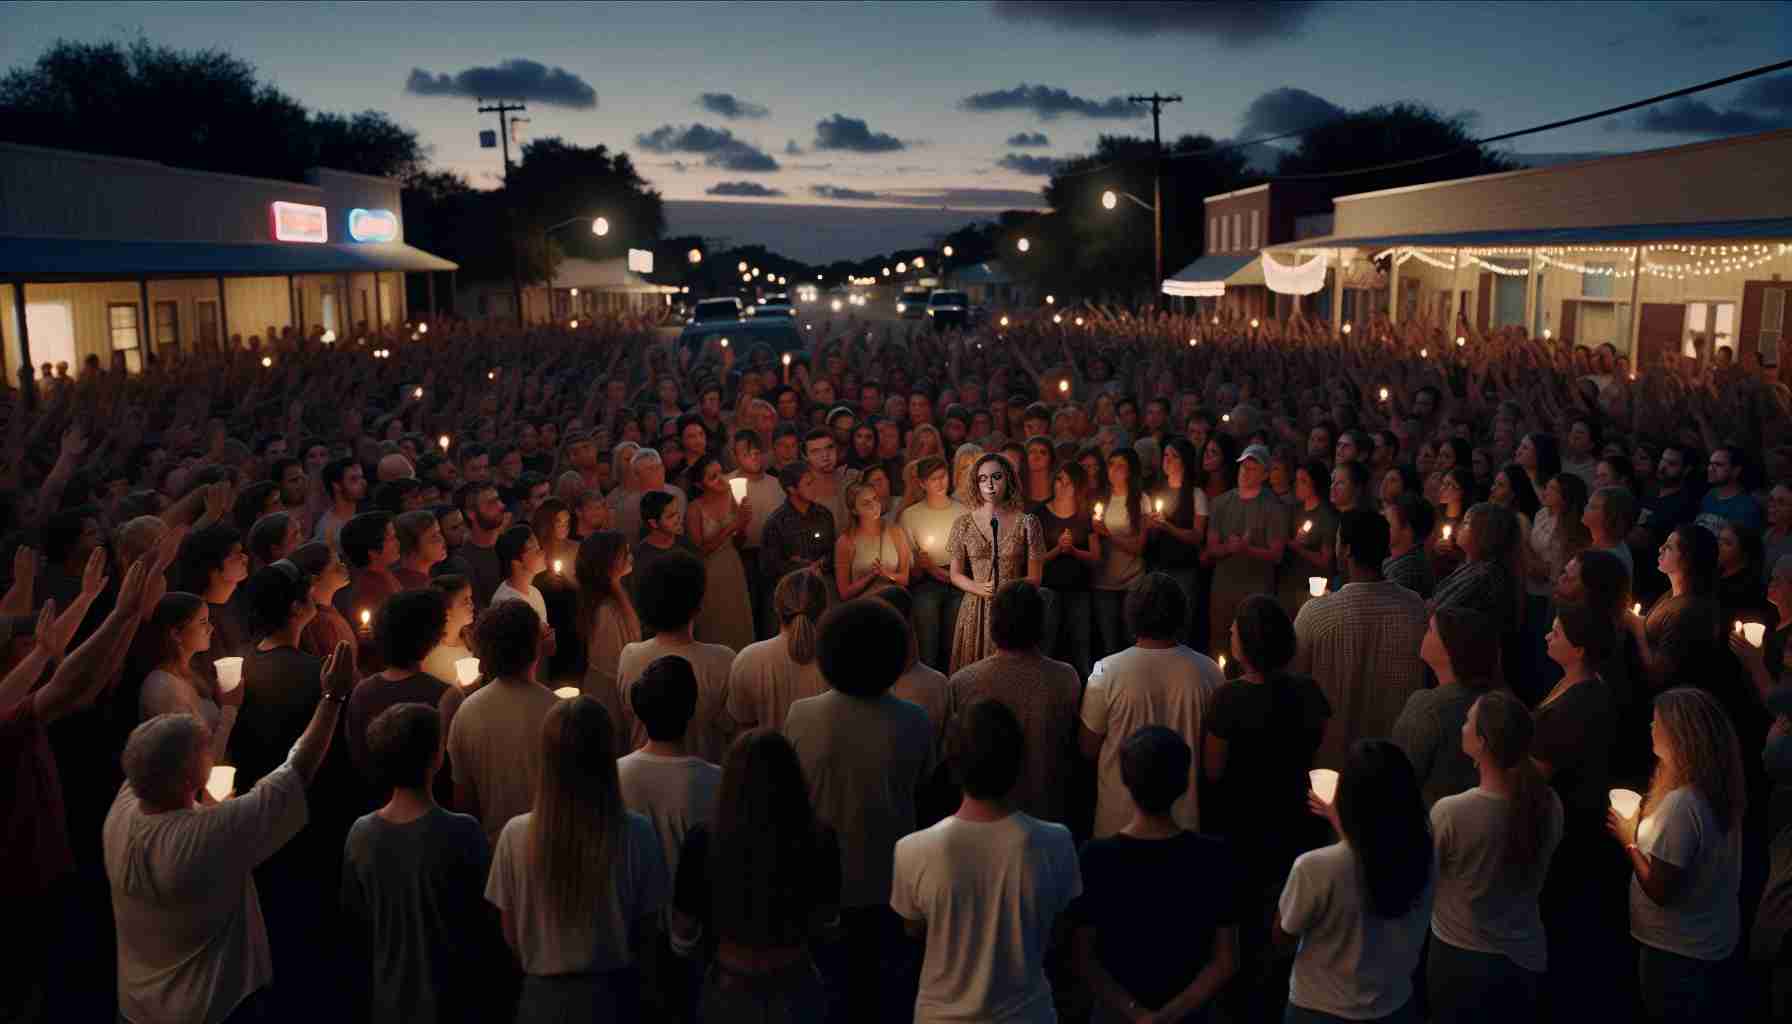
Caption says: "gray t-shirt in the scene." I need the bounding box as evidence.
[785,690,934,908]
[1208,489,1292,597]
[1280,841,1434,1020]
[1429,787,1563,972]
[340,807,495,1023]
[1392,683,1488,809]
[616,751,720,883]
[1630,786,1742,961]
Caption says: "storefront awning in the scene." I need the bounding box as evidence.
[0,235,457,281]
[1161,252,1258,298]
[1264,216,1792,255]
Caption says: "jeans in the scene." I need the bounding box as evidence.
[909,578,962,673]
[1092,589,1134,663]
[514,969,640,1023]
[1284,998,1418,1023]
[1636,943,1727,1023]
[1426,938,1541,1023]
[813,906,917,1024]
[698,958,827,1024]
[1039,587,1093,680]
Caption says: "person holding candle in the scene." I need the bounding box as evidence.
[836,480,910,602]
[1608,687,1746,1023]
[172,523,252,687]
[344,589,453,803]
[684,454,756,653]
[420,574,475,688]
[1427,691,1563,1024]
[1382,493,1437,600]
[898,456,968,672]
[1092,447,1151,659]
[1715,522,1772,630]
[759,460,838,611]
[1203,445,1291,670]
[946,453,1044,673]
[1275,739,1434,1024]
[727,430,785,639]
[136,592,240,762]
[1034,460,1100,680]
[1730,555,1792,701]
[490,525,548,622]
[447,600,558,843]
[1278,459,1338,618]
[333,512,402,630]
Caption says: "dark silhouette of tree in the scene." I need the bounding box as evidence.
[508,137,665,262]
[1275,103,1516,199]
[0,39,424,183]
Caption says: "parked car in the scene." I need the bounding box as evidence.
[925,289,969,329]
[896,288,930,318]
[677,318,804,368]
[690,297,743,323]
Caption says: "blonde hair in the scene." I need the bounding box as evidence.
[951,443,985,502]
[906,423,945,464]
[774,570,830,664]
[843,480,881,527]
[1644,688,1745,833]
[529,698,624,935]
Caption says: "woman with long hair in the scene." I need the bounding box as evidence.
[489,697,668,1021]
[946,452,1044,672]
[1279,459,1337,616]
[288,541,358,679]
[949,442,985,505]
[671,729,840,1020]
[686,453,756,653]
[899,455,968,671]
[531,497,582,681]
[1427,438,1475,506]
[576,530,641,751]
[1516,433,1563,495]
[1150,437,1212,648]
[1427,691,1563,1023]
[1633,524,1724,693]
[1200,433,1239,502]
[835,480,910,600]
[1278,739,1434,1023]
[1714,521,1770,628]
[421,574,477,688]
[1091,446,1149,659]
[906,423,945,467]
[725,570,831,735]
[1432,503,1525,643]
[1022,435,1056,506]
[1036,460,1101,680]
[136,592,239,760]
[856,463,897,525]
[1608,688,1746,1023]
[847,422,878,472]
[1428,467,1478,580]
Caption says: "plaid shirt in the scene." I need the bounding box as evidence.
[1293,580,1429,770]
[1381,548,1435,600]
[760,499,837,584]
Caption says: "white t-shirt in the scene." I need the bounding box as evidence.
[490,580,547,621]
[616,751,720,882]
[1080,644,1221,837]
[484,810,668,976]
[616,637,737,763]
[105,765,308,1024]
[726,470,786,548]
[725,634,827,735]
[900,500,968,568]
[1429,787,1563,972]
[1629,786,1742,961]
[891,813,1081,1023]
[890,661,948,744]
[1279,841,1434,1020]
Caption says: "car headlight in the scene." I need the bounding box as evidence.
[897,303,906,313]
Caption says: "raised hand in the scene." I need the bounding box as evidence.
[79,547,109,599]
[13,544,36,589]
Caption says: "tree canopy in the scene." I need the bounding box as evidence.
[1274,102,1516,198]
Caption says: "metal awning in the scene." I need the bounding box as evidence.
[0,235,457,281]
[1265,216,1792,255]
[1161,252,1258,297]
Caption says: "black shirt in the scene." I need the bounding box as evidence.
[674,822,841,951]
[1069,832,1242,1013]
[1532,676,1616,826]
[1206,672,1332,870]
[230,645,323,791]
[1032,503,1093,591]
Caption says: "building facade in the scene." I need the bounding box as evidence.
[1163,181,1332,320]
[0,141,455,387]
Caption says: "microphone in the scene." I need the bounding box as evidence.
[989,515,1000,595]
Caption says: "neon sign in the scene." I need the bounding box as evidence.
[348,208,399,243]
[271,201,328,243]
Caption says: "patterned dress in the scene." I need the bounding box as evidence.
[946,510,1044,673]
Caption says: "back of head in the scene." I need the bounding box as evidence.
[950,698,1025,802]
[1391,493,1434,547]
[122,714,206,809]
[988,581,1045,652]
[1119,725,1191,817]
[639,490,676,527]
[1336,739,1432,918]
[1469,691,1552,876]
[1233,594,1296,674]
[1339,508,1391,573]
[242,562,311,638]
[531,697,623,931]
[816,598,908,697]
[1432,606,1499,685]
[632,655,698,742]
[1571,548,1630,620]
[340,512,392,569]
[711,729,819,941]
[776,460,812,494]
[1649,687,1746,834]
[1465,502,1519,563]
[365,702,442,792]
[287,541,334,580]
[637,551,706,632]
[247,512,293,565]
[1124,573,1187,643]
[773,569,830,664]
[495,525,534,576]
[377,589,447,669]
[174,523,242,595]
[473,599,541,678]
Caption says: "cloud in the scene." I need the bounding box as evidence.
[1629,97,1786,136]
[696,91,769,119]
[706,181,785,197]
[1669,11,1736,49]
[813,114,908,152]
[811,184,881,201]
[997,153,1063,176]
[1741,73,1792,114]
[405,59,597,108]
[1239,86,1345,137]
[1006,131,1051,147]
[960,83,1140,120]
[989,1,1326,45]
[878,187,1046,208]
[635,123,780,172]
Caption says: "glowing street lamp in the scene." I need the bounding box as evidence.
[943,245,954,258]
[896,261,907,273]
[688,249,702,264]
[1045,294,1055,305]
[1102,190,1118,210]
[738,260,748,272]
[591,217,609,236]
[1016,237,1031,253]
[913,256,925,268]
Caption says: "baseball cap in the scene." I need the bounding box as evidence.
[1236,444,1271,465]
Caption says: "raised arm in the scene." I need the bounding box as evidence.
[29,556,152,724]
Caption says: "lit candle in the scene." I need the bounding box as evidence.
[1734,620,1744,636]
[214,657,243,693]
[1221,413,1230,423]
[569,319,579,329]
[1309,768,1339,805]
[1059,380,1069,393]
[1093,501,1104,521]
[1632,602,1643,616]
[454,657,480,687]
[418,323,428,334]
[488,370,496,380]
[1441,524,1453,541]
[1420,348,1429,358]
[1744,622,1766,647]
[359,609,371,631]
[1609,788,1642,820]
[1308,576,1326,597]
[1342,323,1352,335]
[1189,338,1198,347]
[1379,387,1389,402]
[1217,654,1228,671]
[261,356,272,368]
[552,559,563,576]
[782,353,792,366]
[413,387,423,399]
[554,686,580,699]
[1250,318,1259,329]
[720,337,730,347]
[813,531,821,540]
[1154,498,1164,515]
[1300,519,1313,534]
[999,316,1010,327]
[728,477,748,501]
[439,435,450,452]
[1455,336,1466,347]
[206,766,236,803]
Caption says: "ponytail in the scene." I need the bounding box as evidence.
[1472,691,1552,880]
[774,570,830,665]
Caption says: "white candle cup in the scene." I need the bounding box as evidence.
[214,657,244,693]
[554,686,580,699]
[1744,622,1767,647]
[729,477,749,502]
[1610,788,1642,820]
[552,559,563,576]
[455,658,480,687]
[1310,769,1339,805]
[206,766,236,802]
[1308,577,1326,598]
[1632,603,1643,616]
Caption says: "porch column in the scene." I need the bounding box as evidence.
[1522,252,1538,339]
[13,281,34,412]
[216,276,230,351]
[1330,251,1345,334]
[374,271,384,329]
[1445,250,1462,332]
[139,278,152,367]
[1388,253,1400,326]
[1625,247,1643,357]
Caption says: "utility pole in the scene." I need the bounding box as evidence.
[479,99,528,324]
[1128,92,1181,309]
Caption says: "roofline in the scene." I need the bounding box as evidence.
[1334,128,1792,204]
[1203,183,1271,204]
[307,166,403,187]
[0,139,384,193]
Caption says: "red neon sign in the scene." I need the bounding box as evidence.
[271,201,328,243]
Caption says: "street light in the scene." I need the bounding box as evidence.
[943,245,954,258]
[688,249,702,264]
[1016,238,1030,253]
[913,256,925,269]
[738,260,748,272]
[896,261,907,274]
[1102,190,1118,210]
[591,217,609,236]
[1098,189,1159,304]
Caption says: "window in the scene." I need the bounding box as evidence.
[195,299,220,347]
[1683,301,1736,357]
[1581,262,1617,299]
[1759,287,1785,366]
[1232,213,1243,253]
[108,303,142,372]
[154,300,179,347]
[1249,210,1260,250]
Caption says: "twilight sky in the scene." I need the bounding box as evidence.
[2,0,1788,259]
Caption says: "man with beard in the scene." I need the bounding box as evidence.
[314,457,366,552]
[1629,444,1701,603]
[453,482,507,607]
[270,457,310,531]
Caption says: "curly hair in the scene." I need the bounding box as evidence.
[965,452,1020,511]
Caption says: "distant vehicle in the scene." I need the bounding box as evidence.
[690,297,742,323]
[925,289,969,329]
[677,317,804,364]
[762,292,790,306]
[747,302,795,319]
[896,288,930,318]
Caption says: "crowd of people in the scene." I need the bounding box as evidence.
[3,300,1790,1024]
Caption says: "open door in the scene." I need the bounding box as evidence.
[1636,303,1686,372]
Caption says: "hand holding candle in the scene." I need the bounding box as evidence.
[1308,577,1326,597]
[554,686,580,699]
[1610,788,1642,821]
[1309,769,1339,805]
[455,657,480,687]
[206,766,236,803]
[214,656,244,693]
